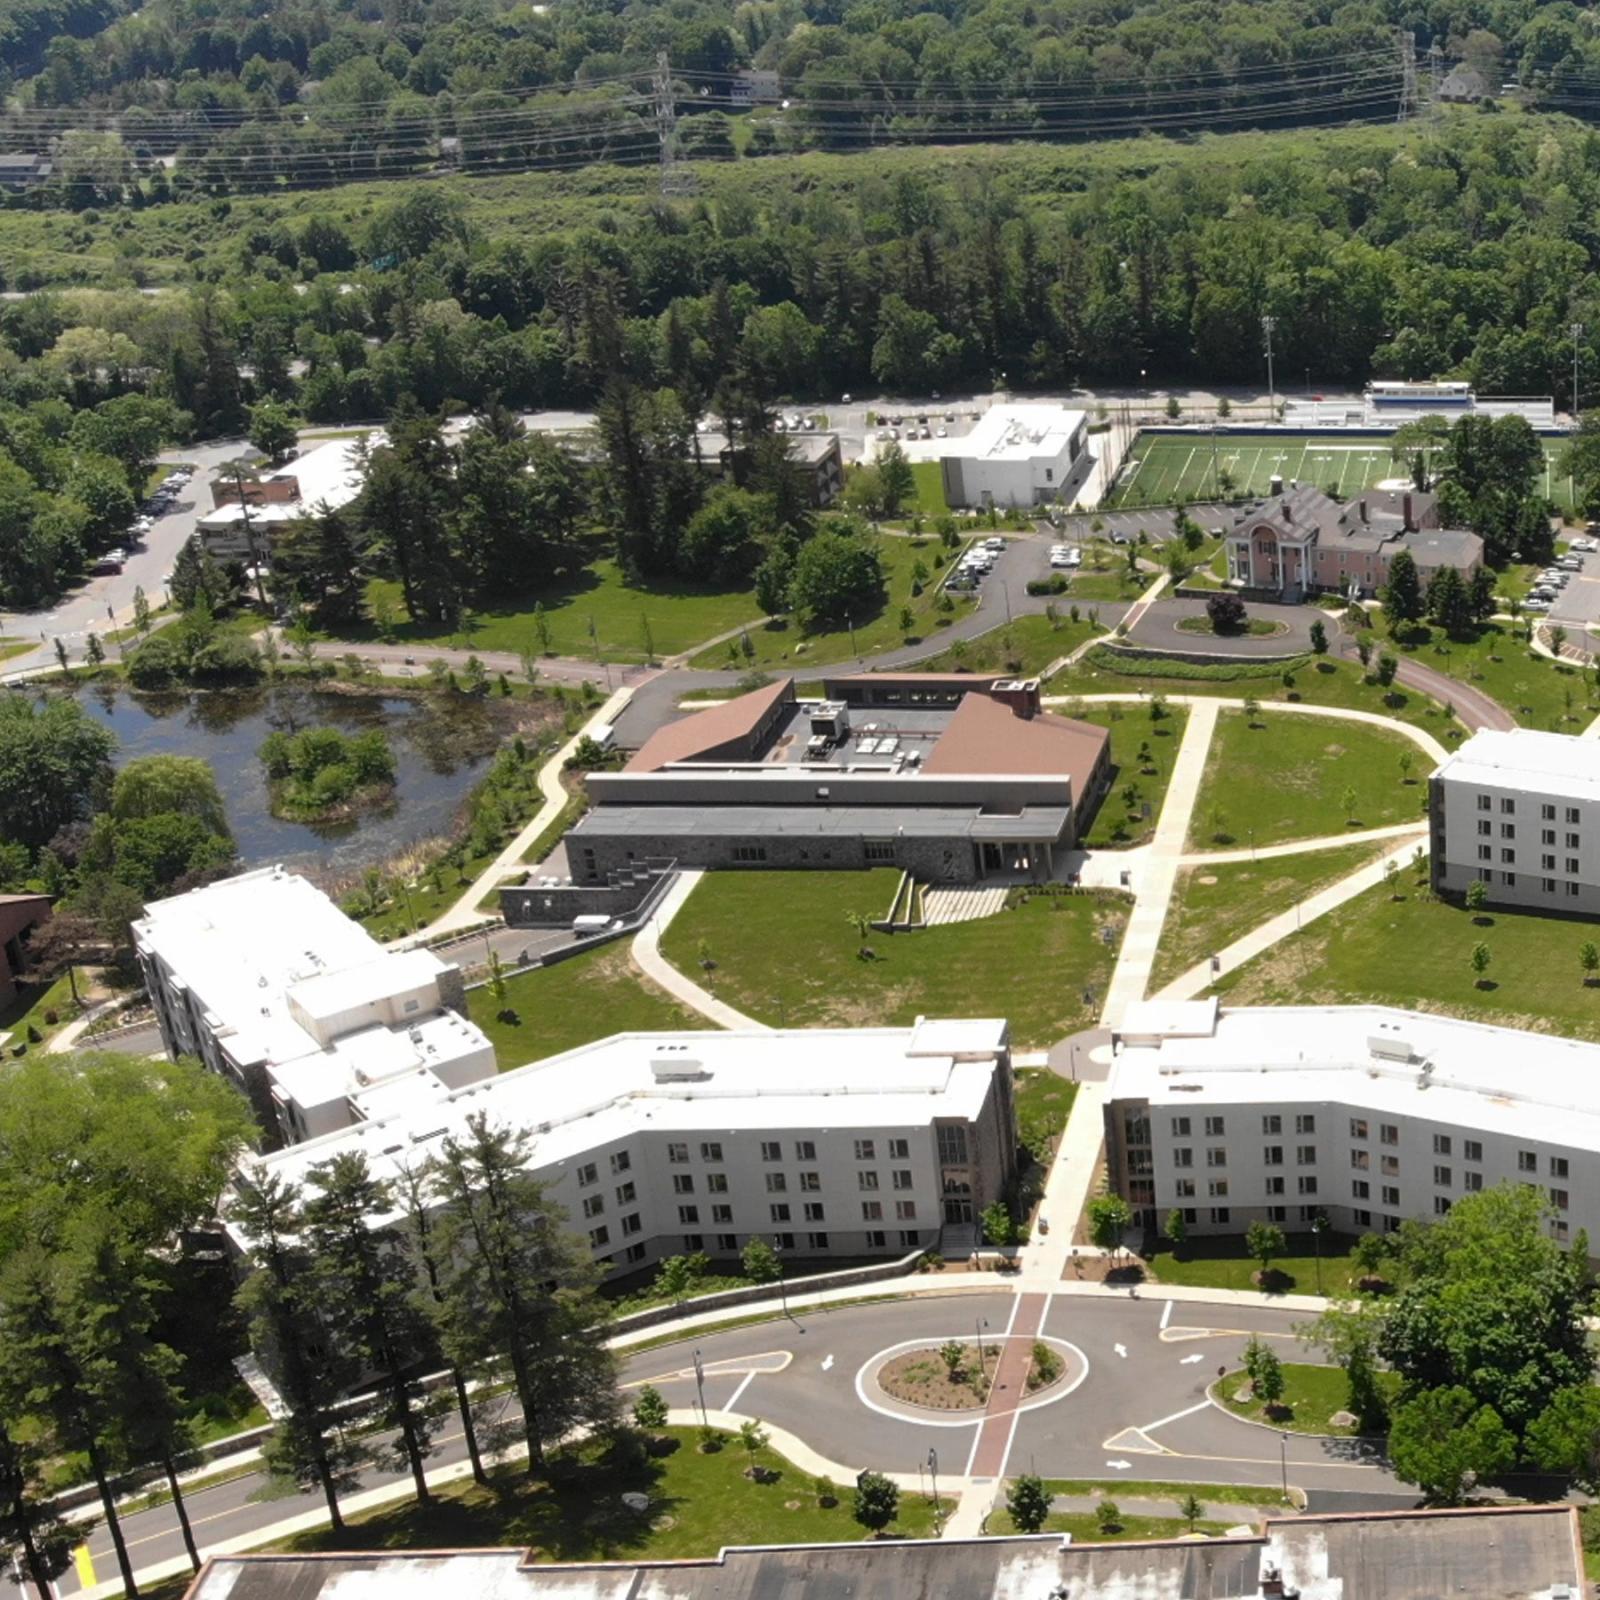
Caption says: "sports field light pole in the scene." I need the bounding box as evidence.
[1261,316,1278,424]
[1572,322,1585,418]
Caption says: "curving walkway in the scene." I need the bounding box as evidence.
[631,870,767,1031]
[1182,819,1426,867]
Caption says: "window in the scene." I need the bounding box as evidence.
[1542,803,1556,820]
[672,1174,695,1195]
[622,1213,642,1236]
[677,1205,699,1225]
[777,1232,795,1250]
[1464,1140,1482,1162]
[609,1151,631,1175]
[1297,1176,1318,1196]
[1171,1116,1192,1137]
[854,1139,876,1161]
[582,1195,604,1219]
[1380,1124,1399,1145]
[1503,848,1517,863]
[1518,1150,1537,1172]
[1569,806,1582,824]
[717,1233,738,1252]
[896,1200,917,1220]
[1552,1156,1570,1178]
[1501,827,1516,843]
[615,1182,635,1204]
[862,1201,883,1221]
[1551,1188,1570,1211]
[1382,1186,1400,1206]
[1175,1179,1195,1198]
[1211,1207,1231,1225]
[859,1171,879,1190]
[1569,881,1582,897]
[899,1230,921,1247]
[732,844,767,863]
[1569,857,1581,875]
[808,1231,831,1250]
[1205,1148,1226,1169]
[1381,1155,1399,1176]
[937,1126,969,1164]
[893,1170,914,1190]
[1351,1150,1369,1170]
[1433,1196,1451,1216]
[1349,1118,1368,1140]
[1502,797,1516,814]
[712,1204,732,1224]
[804,1203,825,1222]
[1477,819,1492,837]
[1433,1166,1452,1188]
[1354,1208,1371,1227]
[769,1203,790,1223]
[667,1143,688,1164]
[1555,1220,1570,1242]
[799,1172,820,1192]
[1261,1115,1282,1135]
[1265,1177,1285,1196]
[577,1163,598,1187]
[1297,1145,1317,1166]
[700,1141,723,1163]
[761,1141,781,1162]
[1205,1116,1226,1136]
[1478,794,1492,812]
[765,1172,787,1193]
[1432,1134,1452,1155]
[864,840,895,862]
[866,1230,887,1248]
[1543,828,1557,846]
[1208,1179,1229,1198]
[1352,1179,1370,1199]
[1173,1147,1194,1168]
[588,1226,609,1247]
[795,1140,816,1161]
[1543,854,1556,871]
[1478,845,1492,861]
[1504,871,1517,886]
[1464,1171,1483,1192]
[1295,1114,1316,1135]
[1568,832,1581,849]
[708,1173,729,1194]
[889,1138,910,1159]
[1544,877,1558,894]
[624,1242,646,1263]
[1268,1205,1287,1223]
[1263,1146,1284,1167]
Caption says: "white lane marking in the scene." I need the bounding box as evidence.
[1179,1353,1204,1365]
[1106,1459,1132,1471]
[1141,1399,1212,1434]
[724,1368,758,1413]
[821,1354,834,1372]
[1160,1299,1174,1331]
[1114,1342,1128,1358]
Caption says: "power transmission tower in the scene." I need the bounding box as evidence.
[653,51,696,198]
[1397,32,1418,123]
[1426,42,1444,118]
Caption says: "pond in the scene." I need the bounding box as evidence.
[72,682,514,874]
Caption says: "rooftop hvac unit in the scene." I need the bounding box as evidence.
[1367,1033,1414,1063]
[652,1057,706,1081]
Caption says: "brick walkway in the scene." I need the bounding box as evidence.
[967,1293,1049,1479]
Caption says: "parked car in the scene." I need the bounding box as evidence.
[1065,546,1082,567]
[1524,595,1552,611]
[1108,529,1130,545]
[984,536,1006,551]
[1559,556,1583,572]
[1049,551,1073,568]
[1570,538,1596,553]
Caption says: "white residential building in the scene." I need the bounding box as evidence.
[198,434,381,560]
[1429,728,1600,915]
[1105,1000,1596,1244]
[134,867,495,1147]
[937,404,1088,508]
[227,1019,1017,1273]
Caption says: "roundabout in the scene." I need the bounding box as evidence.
[857,1331,1089,1424]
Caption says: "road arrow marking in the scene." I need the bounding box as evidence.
[1106,1459,1132,1471]
[1114,1342,1128,1358]
[821,1354,835,1372]
[1180,1353,1204,1365]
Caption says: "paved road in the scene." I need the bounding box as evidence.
[1332,636,1514,733]
[1126,598,1317,658]
[49,1292,1413,1592]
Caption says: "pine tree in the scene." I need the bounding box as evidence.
[0,1418,79,1600]
[1382,549,1424,631]
[427,1114,619,1475]
[302,1152,445,1505]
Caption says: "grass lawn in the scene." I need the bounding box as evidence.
[272,1426,945,1560]
[1015,1068,1078,1157]
[1061,702,1190,848]
[987,1509,1235,1539]
[1040,1477,1286,1507]
[662,870,1126,1046]
[914,613,1103,677]
[356,557,761,662]
[1218,1362,1398,1437]
[909,460,948,514]
[1152,840,1394,990]
[1055,648,1462,743]
[1212,869,1600,1039]
[0,638,35,663]
[1069,541,1149,602]
[469,943,707,1067]
[0,974,80,1053]
[1185,708,1428,850]
[1390,620,1597,731]
[693,534,974,670]
[1147,1231,1360,1297]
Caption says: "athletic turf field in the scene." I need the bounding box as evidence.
[1106,431,1575,511]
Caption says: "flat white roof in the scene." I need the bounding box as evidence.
[941,404,1086,464]
[240,1023,1008,1227]
[1109,1004,1600,1149]
[1434,727,1600,806]
[199,434,382,529]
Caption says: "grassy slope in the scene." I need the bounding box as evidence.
[912,613,1101,677]
[1390,620,1597,731]
[1186,709,1426,849]
[661,869,1125,1046]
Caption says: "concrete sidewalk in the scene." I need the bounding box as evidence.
[630,870,767,1031]
[1182,820,1426,867]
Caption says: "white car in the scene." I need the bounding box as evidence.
[1049,551,1073,569]
[984,536,1006,551]
[1570,538,1596,553]
[1524,595,1552,611]
[1065,547,1082,567]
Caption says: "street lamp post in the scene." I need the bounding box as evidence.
[1573,322,1585,418]
[1262,316,1278,424]
[927,1447,941,1525]
[1279,1432,1289,1503]
[692,1348,708,1427]
[975,1316,990,1382]
[773,1237,789,1320]
[1311,1211,1328,1295]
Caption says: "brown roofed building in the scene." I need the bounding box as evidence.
[628,679,796,772]
[0,894,51,1005]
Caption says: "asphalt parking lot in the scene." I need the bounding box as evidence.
[1544,546,1600,629]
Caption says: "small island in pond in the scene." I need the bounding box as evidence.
[259,726,398,823]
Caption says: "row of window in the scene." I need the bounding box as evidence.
[598,1228,925,1261]
[1170,1114,1317,1138]
[1176,1174,1569,1213]
[576,1137,919,1190]
[1475,795,1583,824]
[1169,1120,1566,1177]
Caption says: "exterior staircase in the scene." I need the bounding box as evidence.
[923,883,1009,926]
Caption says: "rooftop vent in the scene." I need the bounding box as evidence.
[1368,1030,1415,1063]
[650,1041,709,1081]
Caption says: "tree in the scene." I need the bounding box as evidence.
[1164,1208,1188,1251]
[1465,878,1488,916]
[1582,942,1600,985]
[1309,618,1328,654]
[427,1114,618,1474]
[853,1469,899,1533]
[653,1253,705,1303]
[301,1152,444,1505]
[1381,550,1424,631]
[1094,1499,1122,1535]
[1242,1336,1285,1412]
[1398,751,1413,784]
[0,1418,79,1600]
[1341,783,1358,822]
[1205,592,1247,634]
[52,637,68,677]
[1425,565,1473,637]
[110,755,230,838]
[632,1385,669,1434]
[1007,1472,1051,1533]
[1087,1193,1132,1259]
[1374,652,1399,688]
[1387,1386,1515,1504]
[741,1238,782,1283]
[1527,1384,1600,1492]
[876,444,915,516]
[1178,1492,1204,1533]
[84,633,104,669]
[1246,1221,1285,1280]
[981,1200,1015,1247]
[247,400,298,464]
[738,1418,768,1477]
[939,1339,965,1379]
[1470,941,1492,986]
[787,523,886,627]
[132,585,152,635]
[1469,565,1497,623]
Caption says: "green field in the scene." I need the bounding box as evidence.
[1107,431,1576,512]
[1068,703,1190,849]
[1218,1362,1398,1437]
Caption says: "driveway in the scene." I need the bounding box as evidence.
[1125,598,1319,658]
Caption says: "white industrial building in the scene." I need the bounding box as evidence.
[1105,999,1598,1244]
[227,1019,1018,1272]
[134,867,494,1147]
[198,434,381,560]
[1429,728,1600,915]
[937,404,1089,508]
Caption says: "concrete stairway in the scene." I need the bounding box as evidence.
[923,883,1009,926]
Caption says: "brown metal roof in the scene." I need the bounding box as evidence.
[920,694,1107,790]
[627,679,794,772]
